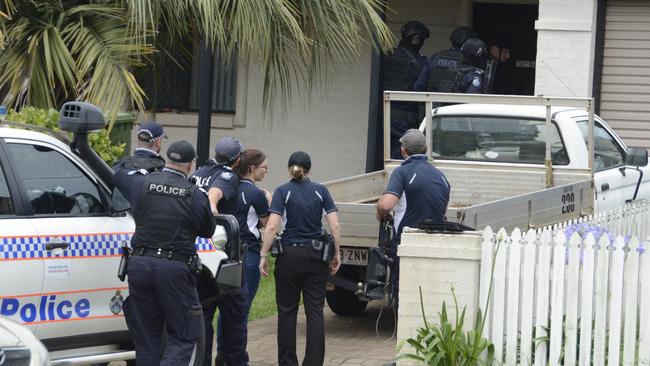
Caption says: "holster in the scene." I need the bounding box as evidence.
[316,231,334,264]
[271,236,283,257]
[117,243,131,282]
[188,255,202,278]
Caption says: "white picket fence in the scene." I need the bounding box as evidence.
[479,202,650,365]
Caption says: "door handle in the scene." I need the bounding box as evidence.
[601,183,610,192]
[45,239,69,251]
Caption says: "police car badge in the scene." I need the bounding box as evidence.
[220,172,233,180]
[110,290,124,315]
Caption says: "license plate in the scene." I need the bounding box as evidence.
[340,247,369,266]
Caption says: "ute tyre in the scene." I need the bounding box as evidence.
[326,286,368,316]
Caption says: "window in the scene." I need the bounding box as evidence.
[137,45,237,114]
[430,116,569,165]
[0,163,14,215]
[7,143,106,215]
[577,121,625,171]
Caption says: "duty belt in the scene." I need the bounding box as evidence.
[133,247,197,265]
[282,239,322,248]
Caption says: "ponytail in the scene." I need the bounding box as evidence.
[289,165,305,180]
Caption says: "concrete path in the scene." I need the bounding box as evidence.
[245,303,398,366]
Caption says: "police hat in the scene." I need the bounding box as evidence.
[288,151,311,171]
[401,20,430,40]
[166,140,196,163]
[215,136,244,164]
[137,121,167,142]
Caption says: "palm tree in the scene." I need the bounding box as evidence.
[0,0,394,122]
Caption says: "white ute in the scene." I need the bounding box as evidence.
[323,92,650,316]
[0,102,242,365]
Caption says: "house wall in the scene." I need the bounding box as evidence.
[534,0,598,97]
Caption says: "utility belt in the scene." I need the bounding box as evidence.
[118,245,202,281]
[271,232,334,264]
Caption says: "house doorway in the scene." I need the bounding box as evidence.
[473,3,538,95]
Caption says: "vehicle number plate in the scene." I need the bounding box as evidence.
[340,247,368,266]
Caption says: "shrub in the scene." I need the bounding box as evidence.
[5,107,125,165]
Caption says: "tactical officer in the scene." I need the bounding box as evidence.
[113,121,167,172]
[259,151,342,366]
[382,20,430,159]
[415,27,486,94]
[487,33,515,94]
[191,136,249,366]
[115,140,216,365]
[376,130,450,306]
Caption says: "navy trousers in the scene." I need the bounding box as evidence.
[274,246,329,366]
[124,256,203,366]
[203,283,249,366]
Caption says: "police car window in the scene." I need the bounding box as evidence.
[0,163,14,215]
[430,116,569,165]
[576,121,624,171]
[7,143,106,215]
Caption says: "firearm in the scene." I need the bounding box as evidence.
[117,242,131,281]
[483,59,497,94]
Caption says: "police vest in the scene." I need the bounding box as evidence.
[382,47,424,92]
[131,172,197,254]
[425,49,474,93]
[115,154,165,173]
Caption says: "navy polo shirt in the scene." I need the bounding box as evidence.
[236,179,270,244]
[385,154,450,236]
[191,159,240,215]
[270,179,337,243]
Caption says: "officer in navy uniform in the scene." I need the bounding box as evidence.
[114,140,216,365]
[414,26,486,95]
[113,121,167,172]
[382,20,430,159]
[376,130,450,306]
[191,136,249,366]
[259,151,342,366]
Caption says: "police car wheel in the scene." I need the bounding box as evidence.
[326,286,368,316]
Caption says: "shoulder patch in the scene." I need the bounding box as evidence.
[220,172,233,180]
[472,76,481,88]
[127,169,149,176]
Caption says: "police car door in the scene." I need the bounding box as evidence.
[0,142,42,334]
[2,139,134,341]
[578,120,642,211]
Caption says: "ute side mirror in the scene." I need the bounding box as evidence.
[213,214,243,294]
[626,147,648,167]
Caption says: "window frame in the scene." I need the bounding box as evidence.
[576,119,627,172]
[429,114,571,166]
[0,139,25,216]
[3,138,111,218]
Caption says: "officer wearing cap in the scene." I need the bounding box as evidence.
[114,140,216,365]
[114,121,167,172]
[259,151,342,366]
[376,129,450,306]
[191,136,249,366]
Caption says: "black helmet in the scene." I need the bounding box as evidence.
[401,20,430,41]
[461,38,487,58]
[449,26,477,48]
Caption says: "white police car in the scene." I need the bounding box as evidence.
[0,103,241,364]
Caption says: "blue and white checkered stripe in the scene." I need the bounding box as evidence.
[0,234,215,260]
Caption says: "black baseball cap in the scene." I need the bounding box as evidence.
[215,136,244,163]
[137,121,167,142]
[288,151,311,171]
[166,140,196,163]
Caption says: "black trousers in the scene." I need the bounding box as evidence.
[274,246,329,366]
[124,256,203,366]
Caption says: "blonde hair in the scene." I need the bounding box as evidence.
[289,165,305,180]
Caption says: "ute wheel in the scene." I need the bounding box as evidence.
[326,286,368,316]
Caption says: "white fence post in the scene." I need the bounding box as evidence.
[622,236,640,365]
[549,230,566,364]
[491,228,508,363]
[505,228,522,365]
[607,236,625,366]
[519,229,537,365]
[564,232,581,366]
[579,233,596,366]
[534,228,551,366]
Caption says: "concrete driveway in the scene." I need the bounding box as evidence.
[246,303,398,366]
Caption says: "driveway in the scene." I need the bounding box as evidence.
[247,303,398,366]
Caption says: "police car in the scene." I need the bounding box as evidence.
[0,103,241,364]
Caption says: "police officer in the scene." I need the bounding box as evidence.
[191,136,249,366]
[259,151,342,366]
[114,140,216,365]
[113,121,167,172]
[414,26,486,94]
[382,20,430,159]
[487,33,515,94]
[376,130,450,306]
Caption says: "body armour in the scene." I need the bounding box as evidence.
[131,171,197,256]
